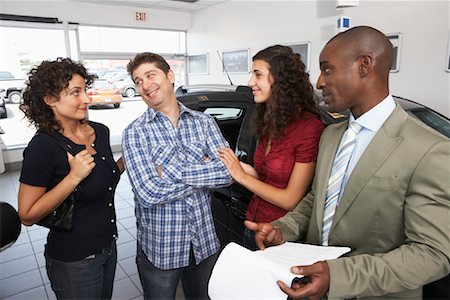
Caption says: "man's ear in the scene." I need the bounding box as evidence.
[43,95,57,107]
[167,69,175,85]
[359,54,373,77]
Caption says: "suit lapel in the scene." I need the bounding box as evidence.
[330,105,407,231]
[315,121,347,233]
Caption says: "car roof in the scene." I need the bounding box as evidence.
[177,85,254,107]
[176,85,449,138]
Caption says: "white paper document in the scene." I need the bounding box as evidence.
[208,242,351,299]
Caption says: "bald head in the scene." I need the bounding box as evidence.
[317,26,393,116]
[328,26,394,78]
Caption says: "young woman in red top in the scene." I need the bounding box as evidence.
[219,45,325,250]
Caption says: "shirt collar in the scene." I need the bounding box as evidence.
[349,94,396,132]
[143,101,194,123]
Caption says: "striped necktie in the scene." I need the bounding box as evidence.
[322,122,362,246]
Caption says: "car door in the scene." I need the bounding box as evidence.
[196,101,256,247]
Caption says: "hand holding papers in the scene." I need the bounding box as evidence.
[208,242,350,299]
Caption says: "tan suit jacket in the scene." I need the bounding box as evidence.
[273,105,450,299]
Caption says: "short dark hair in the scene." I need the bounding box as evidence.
[127,52,171,83]
[20,57,93,132]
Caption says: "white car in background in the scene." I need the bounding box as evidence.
[113,76,140,98]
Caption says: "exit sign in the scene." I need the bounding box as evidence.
[134,11,147,22]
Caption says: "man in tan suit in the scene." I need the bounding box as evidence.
[246,26,450,299]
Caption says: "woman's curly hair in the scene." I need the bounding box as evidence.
[251,45,320,140]
[20,57,93,132]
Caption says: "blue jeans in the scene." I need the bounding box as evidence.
[242,228,258,251]
[45,242,117,299]
[136,243,218,300]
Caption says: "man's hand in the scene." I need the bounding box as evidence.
[156,165,162,178]
[277,261,330,300]
[244,220,284,250]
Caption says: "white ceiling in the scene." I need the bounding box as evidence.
[66,0,230,12]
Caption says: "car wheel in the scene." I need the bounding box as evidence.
[113,103,121,108]
[125,88,136,98]
[8,91,22,104]
[0,106,7,119]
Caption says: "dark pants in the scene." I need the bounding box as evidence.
[242,228,259,251]
[45,242,117,299]
[136,243,218,300]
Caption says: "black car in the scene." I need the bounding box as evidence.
[177,84,450,299]
[0,89,7,119]
[176,84,450,247]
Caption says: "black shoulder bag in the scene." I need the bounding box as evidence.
[36,133,77,231]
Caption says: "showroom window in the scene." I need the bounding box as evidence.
[0,19,187,151]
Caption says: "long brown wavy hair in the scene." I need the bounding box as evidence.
[251,45,320,140]
[20,57,93,132]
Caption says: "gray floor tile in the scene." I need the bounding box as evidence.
[117,229,135,245]
[117,240,136,261]
[0,243,33,263]
[36,253,46,268]
[2,285,48,300]
[126,227,137,239]
[115,199,133,210]
[118,256,138,277]
[28,227,49,242]
[44,284,57,300]
[39,266,50,285]
[114,263,128,281]
[31,238,47,254]
[116,206,135,220]
[119,216,137,229]
[0,269,43,298]
[111,277,142,300]
[130,274,143,294]
[12,231,31,247]
[0,255,38,280]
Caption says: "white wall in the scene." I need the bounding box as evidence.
[187,0,450,116]
[0,0,191,31]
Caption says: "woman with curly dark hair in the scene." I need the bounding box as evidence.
[18,58,124,299]
[219,45,324,250]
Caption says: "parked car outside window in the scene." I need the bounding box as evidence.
[113,77,140,98]
[0,89,7,119]
[87,80,123,108]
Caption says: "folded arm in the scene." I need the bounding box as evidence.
[123,129,194,207]
[162,116,233,188]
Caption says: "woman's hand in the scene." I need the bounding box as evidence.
[67,150,95,184]
[240,162,259,179]
[218,147,246,183]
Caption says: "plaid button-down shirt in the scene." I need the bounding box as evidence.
[122,102,232,270]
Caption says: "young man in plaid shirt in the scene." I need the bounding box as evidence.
[122,52,232,299]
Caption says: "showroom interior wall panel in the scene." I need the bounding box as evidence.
[187,1,450,117]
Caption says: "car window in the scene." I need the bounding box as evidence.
[201,106,246,150]
[408,109,450,138]
[0,71,14,80]
[203,107,243,121]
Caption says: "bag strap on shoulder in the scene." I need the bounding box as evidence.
[36,132,76,156]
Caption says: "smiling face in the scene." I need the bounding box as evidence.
[248,59,274,104]
[132,62,175,110]
[316,40,362,113]
[45,74,91,122]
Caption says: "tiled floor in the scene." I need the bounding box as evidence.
[0,163,184,300]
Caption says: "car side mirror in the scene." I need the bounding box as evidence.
[0,202,21,252]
